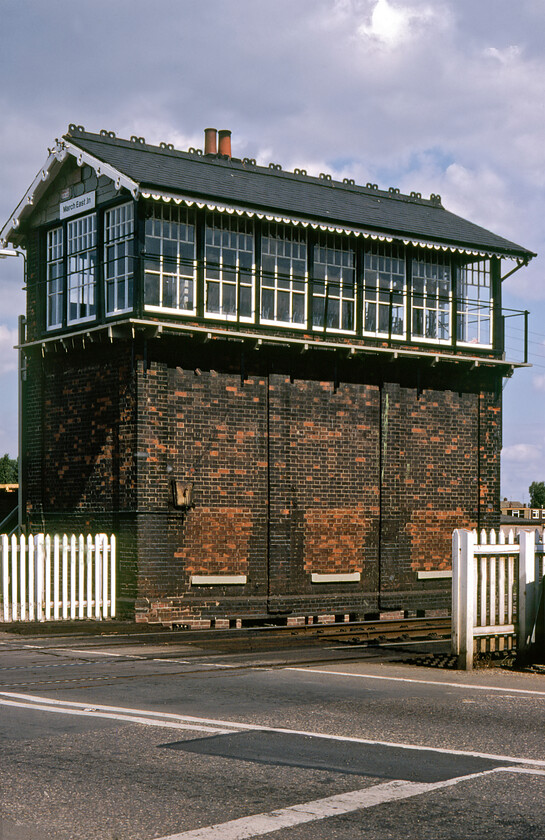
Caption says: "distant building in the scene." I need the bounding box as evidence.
[0,125,536,625]
[501,500,545,522]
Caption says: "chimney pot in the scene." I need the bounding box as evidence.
[204,127,217,156]
[218,129,232,159]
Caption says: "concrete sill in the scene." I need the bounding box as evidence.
[311,572,361,583]
[190,575,247,586]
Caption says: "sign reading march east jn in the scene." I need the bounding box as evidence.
[60,190,96,220]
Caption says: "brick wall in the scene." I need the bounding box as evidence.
[23,342,138,610]
[22,335,502,623]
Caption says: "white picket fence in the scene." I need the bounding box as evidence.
[1,534,116,622]
[452,528,545,669]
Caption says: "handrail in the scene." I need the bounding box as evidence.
[0,506,18,537]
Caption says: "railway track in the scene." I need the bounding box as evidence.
[0,615,451,653]
[198,615,452,650]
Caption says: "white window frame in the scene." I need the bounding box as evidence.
[46,227,64,330]
[363,242,406,339]
[67,213,97,325]
[456,259,493,349]
[312,234,356,334]
[411,253,452,344]
[104,203,134,316]
[144,203,196,314]
[260,223,307,329]
[204,214,255,322]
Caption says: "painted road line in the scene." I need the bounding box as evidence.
[151,659,192,665]
[1,690,544,769]
[285,667,545,697]
[0,691,258,728]
[151,768,511,840]
[0,697,235,733]
[325,639,450,650]
[48,648,148,659]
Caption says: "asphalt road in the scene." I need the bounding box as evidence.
[0,630,544,840]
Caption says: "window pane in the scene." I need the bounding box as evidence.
[223,283,236,315]
[363,243,406,337]
[207,281,220,313]
[261,288,275,321]
[67,213,97,324]
[412,253,451,342]
[104,203,134,314]
[312,233,355,332]
[204,213,255,319]
[47,227,64,330]
[163,275,176,308]
[457,259,492,347]
[240,286,252,318]
[144,203,196,311]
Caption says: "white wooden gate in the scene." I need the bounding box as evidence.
[452,528,544,669]
[0,533,116,622]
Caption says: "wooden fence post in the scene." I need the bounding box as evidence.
[36,535,45,622]
[110,534,116,618]
[458,529,476,670]
[518,529,536,655]
[451,530,461,657]
[1,534,9,622]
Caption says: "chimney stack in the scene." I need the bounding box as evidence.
[218,129,232,159]
[204,127,217,156]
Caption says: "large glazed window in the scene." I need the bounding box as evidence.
[46,227,64,330]
[67,213,97,324]
[261,224,307,326]
[312,234,356,332]
[144,203,196,312]
[411,253,451,342]
[104,203,134,315]
[457,259,492,347]
[205,214,254,321]
[363,243,405,337]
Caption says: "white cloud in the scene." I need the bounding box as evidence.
[0,326,18,375]
[533,374,545,393]
[502,443,542,463]
[357,0,442,47]
[484,45,522,64]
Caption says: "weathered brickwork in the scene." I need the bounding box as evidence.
[22,343,138,611]
[378,382,500,610]
[21,332,503,623]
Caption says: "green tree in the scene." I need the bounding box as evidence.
[529,481,545,508]
[0,454,18,484]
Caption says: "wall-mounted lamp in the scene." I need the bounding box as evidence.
[0,247,26,278]
[171,480,194,509]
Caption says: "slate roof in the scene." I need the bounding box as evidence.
[1,126,536,260]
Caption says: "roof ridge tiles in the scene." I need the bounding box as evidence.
[64,126,438,208]
[1,124,532,259]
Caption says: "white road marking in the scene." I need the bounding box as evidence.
[17,646,231,667]
[151,768,524,840]
[325,638,450,650]
[0,697,234,733]
[151,659,191,665]
[1,690,544,768]
[47,648,147,659]
[285,666,545,698]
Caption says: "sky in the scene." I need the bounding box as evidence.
[0,0,544,500]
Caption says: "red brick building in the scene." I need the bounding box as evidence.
[0,125,535,625]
